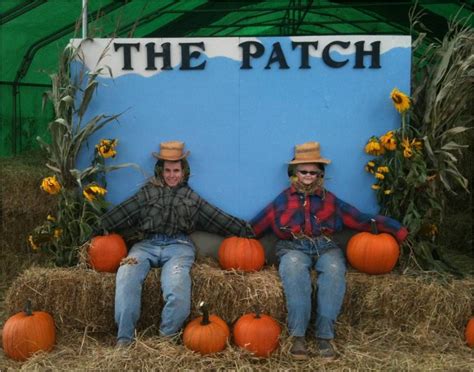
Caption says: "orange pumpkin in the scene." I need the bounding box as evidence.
[346,219,400,275]
[465,317,474,348]
[183,302,230,354]
[218,237,265,272]
[233,309,281,357]
[2,300,56,361]
[88,233,127,273]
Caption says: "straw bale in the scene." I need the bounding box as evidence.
[0,326,473,371]
[5,260,473,340]
[0,155,55,253]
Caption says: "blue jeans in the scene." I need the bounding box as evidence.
[115,234,195,343]
[276,237,346,339]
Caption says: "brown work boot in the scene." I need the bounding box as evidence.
[290,336,309,360]
[317,338,336,359]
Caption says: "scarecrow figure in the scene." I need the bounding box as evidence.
[251,141,408,359]
[99,141,253,347]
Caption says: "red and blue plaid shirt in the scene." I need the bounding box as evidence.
[251,185,408,242]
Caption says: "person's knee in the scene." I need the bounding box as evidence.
[279,251,311,280]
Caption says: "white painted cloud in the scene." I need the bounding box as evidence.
[71,36,410,78]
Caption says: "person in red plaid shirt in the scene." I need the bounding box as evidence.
[251,141,408,360]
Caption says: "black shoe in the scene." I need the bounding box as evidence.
[317,338,336,359]
[290,336,309,360]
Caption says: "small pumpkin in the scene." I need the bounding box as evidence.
[2,300,56,361]
[233,309,281,357]
[346,219,400,275]
[218,237,265,272]
[465,317,474,348]
[88,233,127,273]
[183,302,230,354]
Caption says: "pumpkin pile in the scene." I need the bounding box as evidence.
[218,237,265,272]
[183,302,281,357]
[346,219,400,275]
[2,300,56,361]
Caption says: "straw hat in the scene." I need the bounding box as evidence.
[152,141,190,161]
[288,141,331,164]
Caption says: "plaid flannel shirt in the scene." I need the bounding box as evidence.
[100,183,252,238]
[251,185,408,242]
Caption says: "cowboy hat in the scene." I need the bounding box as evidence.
[152,141,190,161]
[288,141,331,165]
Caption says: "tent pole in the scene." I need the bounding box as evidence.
[82,0,88,38]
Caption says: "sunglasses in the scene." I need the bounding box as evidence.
[297,170,324,176]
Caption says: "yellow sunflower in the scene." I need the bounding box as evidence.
[83,184,107,202]
[377,166,389,173]
[96,139,118,158]
[371,184,381,190]
[53,228,62,239]
[375,172,385,180]
[384,189,393,195]
[40,176,61,195]
[401,137,413,158]
[380,130,397,151]
[364,137,385,156]
[365,161,376,174]
[28,235,40,250]
[411,138,423,151]
[390,88,411,113]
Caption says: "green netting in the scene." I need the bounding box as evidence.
[0,0,471,156]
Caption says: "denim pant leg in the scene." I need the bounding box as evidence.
[159,243,195,336]
[314,247,347,339]
[278,246,313,337]
[115,240,160,342]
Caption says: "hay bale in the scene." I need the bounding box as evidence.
[0,154,55,252]
[5,261,473,338]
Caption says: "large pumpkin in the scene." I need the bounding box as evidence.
[466,317,474,348]
[346,219,400,275]
[88,233,127,273]
[218,237,265,272]
[233,309,281,357]
[183,302,230,354]
[2,300,56,361]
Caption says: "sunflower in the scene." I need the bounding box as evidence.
[96,139,118,158]
[384,189,393,195]
[371,184,381,190]
[380,130,397,151]
[390,88,411,113]
[40,176,61,195]
[375,172,385,180]
[411,138,423,151]
[365,161,376,174]
[53,228,62,239]
[401,137,413,158]
[47,214,56,222]
[364,137,385,156]
[28,235,40,250]
[377,166,389,173]
[83,184,107,202]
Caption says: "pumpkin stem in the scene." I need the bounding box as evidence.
[370,219,378,234]
[24,299,33,316]
[254,306,261,319]
[199,302,210,325]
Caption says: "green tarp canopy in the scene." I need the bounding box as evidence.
[1,0,472,156]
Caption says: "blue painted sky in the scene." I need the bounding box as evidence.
[77,37,411,220]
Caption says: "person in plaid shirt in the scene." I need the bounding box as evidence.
[251,141,408,360]
[100,141,253,347]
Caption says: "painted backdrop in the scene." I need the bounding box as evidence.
[75,36,411,219]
